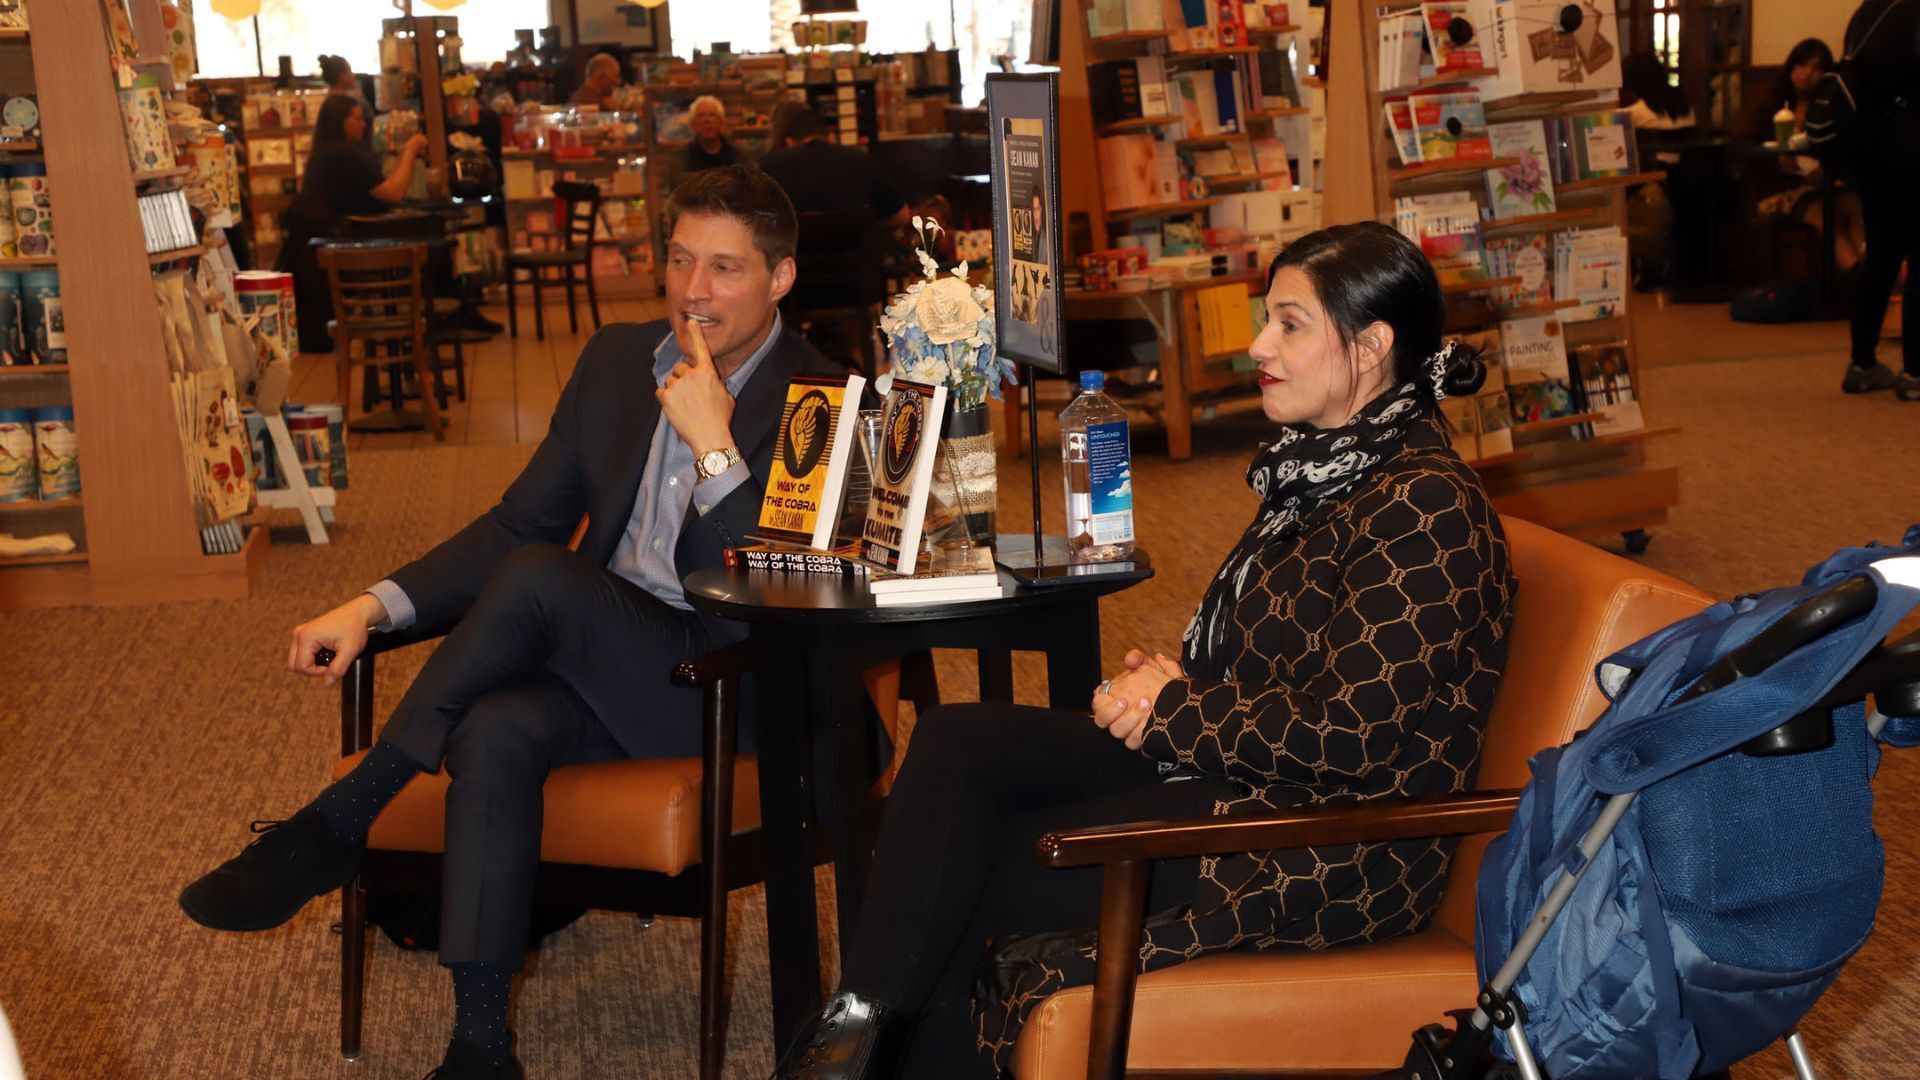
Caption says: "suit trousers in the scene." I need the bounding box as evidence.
[378,542,711,968]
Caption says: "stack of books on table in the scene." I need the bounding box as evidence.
[724,540,870,578]
[868,547,1005,607]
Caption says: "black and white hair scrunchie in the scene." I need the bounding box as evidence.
[1427,340,1459,400]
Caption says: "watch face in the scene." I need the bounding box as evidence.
[3,96,38,132]
[701,450,729,476]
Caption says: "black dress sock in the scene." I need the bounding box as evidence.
[308,741,422,845]
[449,961,515,1064]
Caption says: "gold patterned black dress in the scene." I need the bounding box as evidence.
[975,405,1517,1064]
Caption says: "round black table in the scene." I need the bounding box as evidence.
[682,552,1153,1046]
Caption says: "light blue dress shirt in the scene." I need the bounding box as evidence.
[368,315,781,625]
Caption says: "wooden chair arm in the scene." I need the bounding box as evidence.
[1057,789,1524,1080]
[1038,789,1526,870]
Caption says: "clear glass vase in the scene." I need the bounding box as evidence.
[920,403,997,563]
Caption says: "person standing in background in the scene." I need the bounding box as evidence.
[1830,0,1920,398]
[569,52,623,110]
[682,95,739,173]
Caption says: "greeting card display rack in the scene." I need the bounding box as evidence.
[1321,1,1679,553]
[0,0,267,612]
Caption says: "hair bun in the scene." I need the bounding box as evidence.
[1441,341,1487,398]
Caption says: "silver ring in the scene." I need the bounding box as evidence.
[1097,680,1112,695]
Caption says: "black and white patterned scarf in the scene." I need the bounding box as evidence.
[1181,382,1430,679]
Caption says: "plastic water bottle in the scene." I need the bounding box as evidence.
[1059,370,1135,562]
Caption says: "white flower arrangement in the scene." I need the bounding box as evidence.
[876,216,1018,412]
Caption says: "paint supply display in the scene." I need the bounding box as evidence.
[20,270,62,364]
[0,408,35,502]
[30,406,78,500]
[7,162,54,257]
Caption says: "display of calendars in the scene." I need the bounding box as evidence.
[1408,91,1493,162]
[1484,120,1556,217]
[1501,314,1578,422]
[1421,1,1485,74]
[1571,341,1644,436]
[1485,233,1553,307]
[1554,227,1627,321]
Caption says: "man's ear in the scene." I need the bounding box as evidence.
[1354,320,1396,378]
[767,255,797,306]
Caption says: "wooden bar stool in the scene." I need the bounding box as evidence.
[504,180,603,342]
[318,242,443,441]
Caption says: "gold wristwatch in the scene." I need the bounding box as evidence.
[694,446,742,481]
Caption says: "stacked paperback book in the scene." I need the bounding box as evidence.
[1394,192,1485,286]
[1384,90,1493,166]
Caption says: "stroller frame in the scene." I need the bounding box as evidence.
[1393,570,1920,1080]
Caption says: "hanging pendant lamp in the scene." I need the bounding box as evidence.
[209,0,260,18]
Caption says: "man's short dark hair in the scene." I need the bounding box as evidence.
[665,164,798,270]
[783,106,829,142]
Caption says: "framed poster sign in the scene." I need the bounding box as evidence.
[986,73,1065,373]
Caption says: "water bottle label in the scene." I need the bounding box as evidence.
[1085,420,1134,544]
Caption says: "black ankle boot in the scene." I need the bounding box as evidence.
[178,807,362,931]
[770,991,909,1079]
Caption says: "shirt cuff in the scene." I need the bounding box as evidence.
[365,579,416,632]
[692,459,750,516]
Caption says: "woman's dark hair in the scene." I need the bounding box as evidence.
[1621,53,1693,120]
[319,54,352,91]
[1265,221,1484,402]
[1768,38,1835,106]
[665,164,799,269]
[311,93,365,151]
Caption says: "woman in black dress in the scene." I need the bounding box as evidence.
[774,221,1517,1078]
[280,94,429,353]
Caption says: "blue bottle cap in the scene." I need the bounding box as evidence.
[31,406,73,422]
[0,409,31,422]
[1078,370,1105,392]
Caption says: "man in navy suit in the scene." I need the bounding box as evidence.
[181,166,826,1079]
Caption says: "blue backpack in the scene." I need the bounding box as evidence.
[1474,529,1920,1078]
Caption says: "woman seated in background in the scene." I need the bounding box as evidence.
[280,94,429,354]
[1622,52,1697,131]
[772,221,1517,1079]
[1748,39,1865,273]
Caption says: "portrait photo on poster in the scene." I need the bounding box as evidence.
[987,74,1065,373]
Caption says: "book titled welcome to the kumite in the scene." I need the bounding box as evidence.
[860,376,947,576]
[756,372,866,550]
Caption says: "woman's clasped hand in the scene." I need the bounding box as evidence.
[1090,649,1185,750]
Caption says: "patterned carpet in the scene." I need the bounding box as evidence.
[0,345,1915,1078]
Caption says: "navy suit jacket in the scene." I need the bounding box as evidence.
[387,318,827,638]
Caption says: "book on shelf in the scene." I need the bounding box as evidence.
[1408,91,1493,162]
[1376,10,1428,92]
[1197,280,1255,353]
[1176,0,1217,50]
[1484,120,1556,217]
[860,377,947,576]
[755,372,867,550]
[1553,227,1626,321]
[1571,110,1637,179]
[1383,101,1421,166]
[1212,63,1245,132]
[1422,1,1486,75]
[1439,395,1480,458]
[1250,48,1299,110]
[725,540,871,578]
[1484,232,1552,307]
[1500,314,1578,422]
[1397,192,1485,285]
[1476,390,1515,454]
[1090,57,1170,126]
[1441,327,1513,457]
[1250,136,1292,182]
[1570,340,1643,437]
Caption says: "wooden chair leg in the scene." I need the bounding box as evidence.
[335,339,352,422]
[698,670,739,1080]
[506,269,519,338]
[341,876,367,1060]
[532,275,546,343]
[453,333,467,402]
[586,269,602,330]
[564,270,580,334]
[414,347,445,442]
[1086,860,1150,1080]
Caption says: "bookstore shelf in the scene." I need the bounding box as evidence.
[1481,208,1601,234]
[1591,426,1681,449]
[1088,29,1175,47]
[1389,156,1519,183]
[0,364,68,377]
[1247,24,1303,35]
[0,498,85,512]
[1206,170,1293,186]
[1106,197,1221,222]
[0,553,88,568]
[0,256,59,269]
[0,142,42,154]
[1175,134,1248,150]
[1556,172,1668,195]
[132,165,192,184]
[0,29,26,40]
[148,245,206,264]
[1442,276,1522,295]
[1099,114,1179,134]
[1405,67,1501,90]
[1491,299,1582,318]
[1463,450,1534,469]
[1513,412,1604,436]
[1246,106,1311,119]
[1164,46,1263,63]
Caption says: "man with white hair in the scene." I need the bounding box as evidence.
[683,94,738,173]
[568,52,622,109]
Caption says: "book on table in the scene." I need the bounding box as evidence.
[860,377,947,577]
[725,539,870,578]
[868,546,1004,605]
[754,372,868,550]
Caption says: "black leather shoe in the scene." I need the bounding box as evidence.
[424,1037,524,1079]
[178,807,362,931]
[770,991,908,1079]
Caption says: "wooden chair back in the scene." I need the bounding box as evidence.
[552,180,603,257]
[317,241,429,353]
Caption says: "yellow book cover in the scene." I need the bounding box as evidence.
[757,372,867,549]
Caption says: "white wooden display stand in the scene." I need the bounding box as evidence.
[254,413,336,545]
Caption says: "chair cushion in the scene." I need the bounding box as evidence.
[1011,929,1478,1079]
[332,751,761,877]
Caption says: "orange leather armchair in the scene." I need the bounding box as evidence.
[1010,516,1715,1079]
